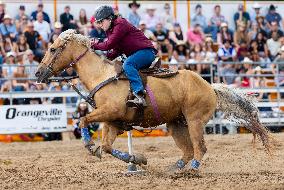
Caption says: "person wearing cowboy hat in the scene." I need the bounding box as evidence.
[0,15,18,41]
[217,22,233,46]
[250,2,264,24]
[2,51,17,78]
[49,21,62,44]
[127,0,141,28]
[142,4,160,31]
[265,4,284,29]
[203,36,217,66]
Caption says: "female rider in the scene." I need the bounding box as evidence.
[91,5,157,107]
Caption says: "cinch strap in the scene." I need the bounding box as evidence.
[145,85,161,123]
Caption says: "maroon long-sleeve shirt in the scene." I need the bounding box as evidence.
[91,17,155,60]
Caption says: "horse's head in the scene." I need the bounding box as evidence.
[35,29,90,83]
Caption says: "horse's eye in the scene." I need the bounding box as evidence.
[50,48,56,53]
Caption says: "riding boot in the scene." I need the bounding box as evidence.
[126,91,147,108]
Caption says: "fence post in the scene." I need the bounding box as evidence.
[173,0,177,20]
[187,0,191,29]
[276,62,281,126]
[53,0,57,22]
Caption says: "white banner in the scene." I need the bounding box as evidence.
[0,104,67,134]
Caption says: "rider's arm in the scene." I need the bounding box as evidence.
[91,22,127,51]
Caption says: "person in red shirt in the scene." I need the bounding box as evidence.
[91,6,156,107]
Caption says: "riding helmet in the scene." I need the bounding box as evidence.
[94,5,115,23]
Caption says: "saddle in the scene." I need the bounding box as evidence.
[113,55,178,78]
[111,55,178,128]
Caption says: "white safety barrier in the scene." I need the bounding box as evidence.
[0,104,67,134]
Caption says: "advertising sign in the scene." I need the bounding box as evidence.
[0,104,67,134]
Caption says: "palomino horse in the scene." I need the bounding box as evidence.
[35,30,271,173]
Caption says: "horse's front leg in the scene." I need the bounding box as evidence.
[79,105,124,156]
[101,122,147,166]
[79,105,125,129]
[79,106,147,165]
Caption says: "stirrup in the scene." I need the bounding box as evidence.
[126,98,147,108]
[126,92,147,108]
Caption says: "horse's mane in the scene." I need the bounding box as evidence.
[59,29,113,65]
[59,29,91,49]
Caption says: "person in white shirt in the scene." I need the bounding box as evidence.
[267,31,281,61]
[161,3,175,31]
[142,5,160,31]
[34,12,51,45]
[250,2,264,24]
[23,49,39,79]
[138,20,157,41]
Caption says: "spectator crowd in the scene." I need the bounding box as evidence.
[0,1,284,106]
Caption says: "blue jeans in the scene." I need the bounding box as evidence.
[123,48,156,93]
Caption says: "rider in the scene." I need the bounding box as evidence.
[91,5,157,107]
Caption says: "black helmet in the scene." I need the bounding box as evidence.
[94,5,114,23]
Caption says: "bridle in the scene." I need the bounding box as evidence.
[37,38,88,83]
[36,34,121,109]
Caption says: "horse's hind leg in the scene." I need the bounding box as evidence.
[167,121,194,170]
[101,122,147,166]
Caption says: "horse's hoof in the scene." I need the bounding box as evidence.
[93,146,102,159]
[131,153,147,166]
[170,168,199,178]
[87,144,102,159]
[166,159,186,175]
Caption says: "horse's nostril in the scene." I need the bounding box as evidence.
[35,71,40,77]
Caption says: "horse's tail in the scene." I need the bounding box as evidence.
[212,83,272,155]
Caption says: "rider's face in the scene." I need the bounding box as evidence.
[97,19,111,31]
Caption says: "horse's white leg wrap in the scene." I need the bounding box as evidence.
[190,159,201,170]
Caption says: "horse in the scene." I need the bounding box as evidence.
[35,29,272,173]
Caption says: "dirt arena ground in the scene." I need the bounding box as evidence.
[0,133,283,190]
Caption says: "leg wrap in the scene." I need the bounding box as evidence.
[176,159,186,169]
[191,159,201,170]
[81,127,91,144]
[111,149,132,163]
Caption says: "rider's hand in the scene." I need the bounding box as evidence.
[90,38,99,47]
